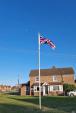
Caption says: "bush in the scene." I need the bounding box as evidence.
[63,83,76,95]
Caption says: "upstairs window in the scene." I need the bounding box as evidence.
[35,76,39,82]
[52,75,58,82]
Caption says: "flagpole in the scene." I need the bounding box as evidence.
[38,32,41,109]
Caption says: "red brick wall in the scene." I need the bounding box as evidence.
[29,74,75,95]
[21,85,26,96]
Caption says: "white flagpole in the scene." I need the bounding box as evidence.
[38,32,41,109]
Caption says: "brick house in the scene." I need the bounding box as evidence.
[21,66,75,96]
[29,66,75,96]
[0,85,11,92]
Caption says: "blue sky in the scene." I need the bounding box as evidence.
[0,0,76,85]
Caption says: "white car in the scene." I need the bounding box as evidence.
[68,90,76,96]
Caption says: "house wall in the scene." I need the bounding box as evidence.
[21,85,26,96]
[48,85,63,96]
[30,74,74,87]
[49,85,63,92]
[63,74,74,84]
[33,85,63,96]
[30,73,75,95]
[30,75,61,86]
[29,75,52,95]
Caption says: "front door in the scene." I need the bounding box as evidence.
[43,85,48,96]
[45,85,48,94]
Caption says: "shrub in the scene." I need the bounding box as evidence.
[63,83,76,95]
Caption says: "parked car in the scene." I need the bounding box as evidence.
[67,90,76,96]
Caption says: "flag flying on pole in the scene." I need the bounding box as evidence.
[40,36,56,49]
[38,33,56,109]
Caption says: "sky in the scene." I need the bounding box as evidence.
[0,0,76,86]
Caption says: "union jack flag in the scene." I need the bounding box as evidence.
[40,36,56,49]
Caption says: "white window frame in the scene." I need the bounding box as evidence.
[35,76,39,82]
[53,85,59,91]
[34,86,39,92]
[52,75,58,82]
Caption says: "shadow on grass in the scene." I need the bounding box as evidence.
[0,103,50,113]
[8,96,76,113]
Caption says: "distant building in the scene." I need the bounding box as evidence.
[11,85,20,91]
[0,85,11,92]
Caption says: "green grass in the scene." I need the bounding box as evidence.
[0,94,76,113]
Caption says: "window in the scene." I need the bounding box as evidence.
[37,86,39,91]
[53,85,59,91]
[52,75,58,82]
[35,76,39,82]
[34,87,37,91]
[34,86,39,92]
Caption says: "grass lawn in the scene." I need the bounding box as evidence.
[0,94,76,113]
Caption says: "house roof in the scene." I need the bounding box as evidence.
[21,81,30,87]
[29,67,74,77]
